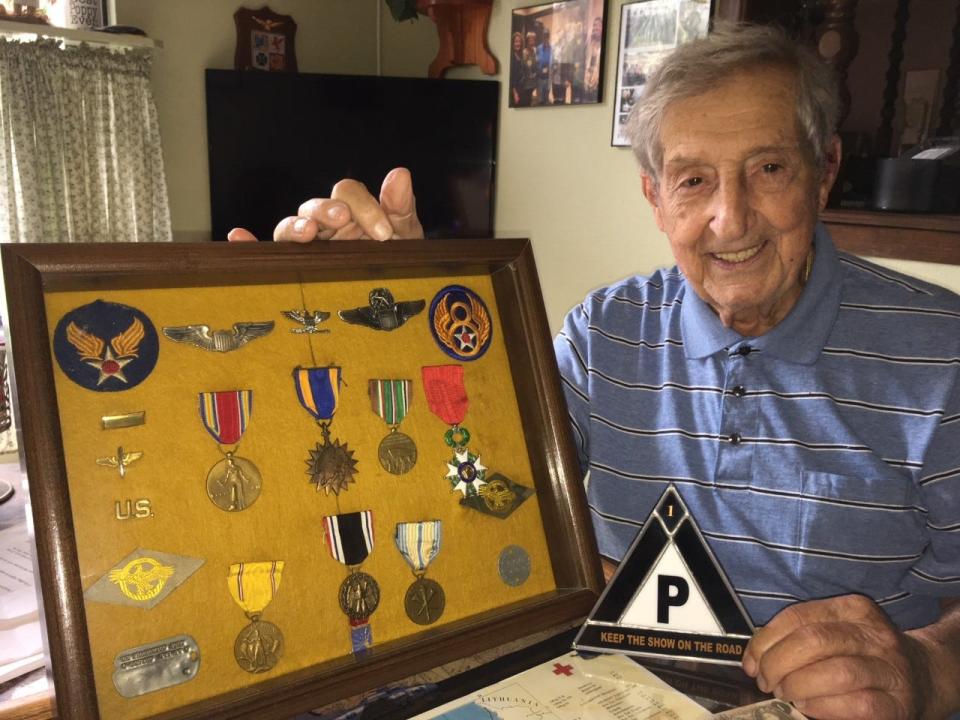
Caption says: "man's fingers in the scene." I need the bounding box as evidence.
[745,595,877,675]
[329,222,367,241]
[775,654,904,701]
[272,216,320,243]
[792,689,903,720]
[227,227,258,242]
[297,198,353,231]
[379,167,425,239]
[331,179,393,241]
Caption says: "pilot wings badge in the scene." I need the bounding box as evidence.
[53,300,159,392]
[162,321,274,352]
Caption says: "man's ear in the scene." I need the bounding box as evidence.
[641,174,666,231]
[817,135,842,211]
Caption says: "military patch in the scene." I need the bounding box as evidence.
[429,285,493,361]
[460,473,534,519]
[53,300,159,392]
[84,548,204,610]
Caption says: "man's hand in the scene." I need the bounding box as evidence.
[742,594,946,719]
[227,167,424,243]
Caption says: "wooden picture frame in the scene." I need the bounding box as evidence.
[610,0,711,147]
[508,0,607,108]
[1,238,603,720]
[234,6,297,73]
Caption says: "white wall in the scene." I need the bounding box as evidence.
[116,1,960,331]
[115,0,379,241]
[379,1,960,330]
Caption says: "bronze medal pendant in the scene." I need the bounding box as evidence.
[370,379,416,475]
[307,424,358,495]
[338,571,381,620]
[404,576,445,625]
[395,521,444,625]
[324,511,379,655]
[378,430,417,475]
[199,391,261,512]
[295,367,359,494]
[227,562,285,674]
[234,618,284,673]
[207,452,262,511]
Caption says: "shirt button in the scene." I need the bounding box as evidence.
[737,345,752,356]
[729,433,742,445]
[732,385,746,398]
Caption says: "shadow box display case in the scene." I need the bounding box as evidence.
[1,238,603,720]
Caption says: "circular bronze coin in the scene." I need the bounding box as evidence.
[404,577,445,625]
[234,619,283,673]
[338,571,380,620]
[378,431,417,475]
[206,454,262,512]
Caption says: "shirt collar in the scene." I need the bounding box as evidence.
[680,223,842,363]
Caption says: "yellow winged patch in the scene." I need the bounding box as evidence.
[66,322,104,360]
[470,294,491,347]
[111,317,144,358]
[433,295,456,348]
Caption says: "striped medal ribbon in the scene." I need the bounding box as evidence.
[370,379,417,475]
[395,521,446,626]
[324,511,379,655]
[227,561,285,673]
[294,367,359,494]
[199,390,263,512]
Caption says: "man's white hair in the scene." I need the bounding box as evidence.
[628,22,841,181]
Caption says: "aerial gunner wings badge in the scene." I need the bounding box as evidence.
[53,300,159,392]
[162,321,274,352]
[338,288,425,331]
[84,548,204,610]
[574,485,755,665]
[429,285,493,361]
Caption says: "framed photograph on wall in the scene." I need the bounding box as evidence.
[509,0,607,108]
[611,0,711,146]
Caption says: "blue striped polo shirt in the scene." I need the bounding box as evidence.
[555,224,960,630]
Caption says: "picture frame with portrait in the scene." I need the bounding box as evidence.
[508,0,607,108]
[611,0,711,146]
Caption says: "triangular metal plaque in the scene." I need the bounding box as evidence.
[574,485,754,665]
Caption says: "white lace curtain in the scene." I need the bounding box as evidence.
[0,38,172,244]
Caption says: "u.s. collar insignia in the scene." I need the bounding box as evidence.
[53,300,159,392]
[84,548,204,610]
[429,285,493,361]
[460,472,534,518]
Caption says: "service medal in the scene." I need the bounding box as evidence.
[429,285,493,361]
[423,365,487,498]
[199,390,261,511]
[324,511,379,655]
[395,521,445,625]
[295,366,358,494]
[370,379,416,475]
[228,561,285,673]
[53,300,159,392]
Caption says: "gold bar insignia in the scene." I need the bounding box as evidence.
[102,411,146,430]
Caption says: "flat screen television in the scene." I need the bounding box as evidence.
[205,70,499,241]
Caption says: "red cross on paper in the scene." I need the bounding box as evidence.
[552,663,574,676]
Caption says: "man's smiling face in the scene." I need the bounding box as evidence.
[643,65,839,336]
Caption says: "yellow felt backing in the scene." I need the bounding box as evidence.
[44,275,556,720]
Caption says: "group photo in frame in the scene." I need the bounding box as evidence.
[509,0,607,108]
[611,0,710,145]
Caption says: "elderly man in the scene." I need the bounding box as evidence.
[230,23,960,720]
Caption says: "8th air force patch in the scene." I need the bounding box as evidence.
[53,300,159,392]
